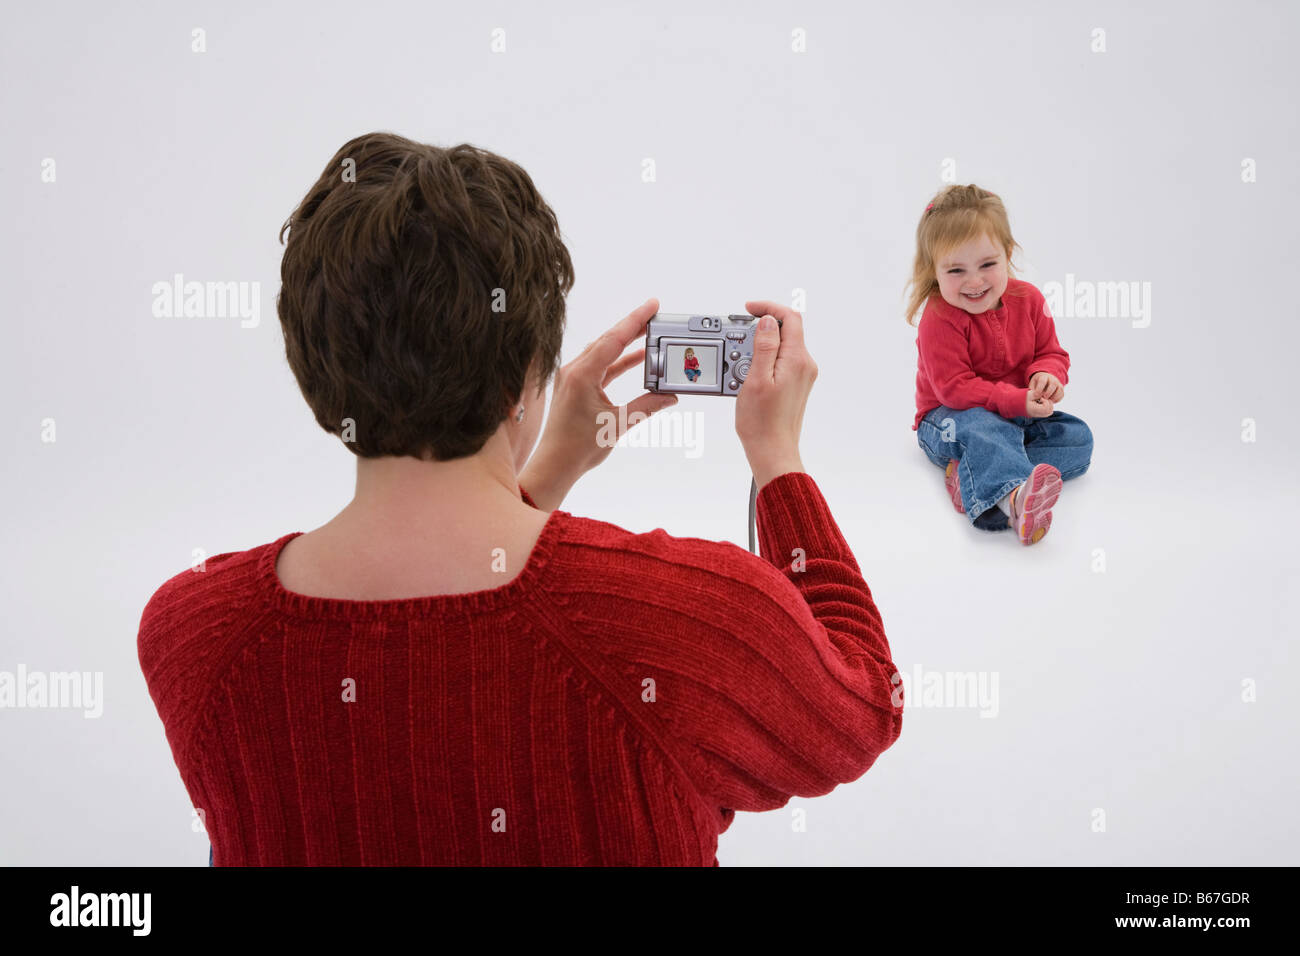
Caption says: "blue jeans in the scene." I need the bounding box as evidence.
[209,845,213,866]
[917,404,1093,532]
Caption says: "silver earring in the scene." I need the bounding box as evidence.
[515,405,525,424]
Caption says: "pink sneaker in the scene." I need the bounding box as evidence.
[1008,463,1063,545]
[944,460,965,513]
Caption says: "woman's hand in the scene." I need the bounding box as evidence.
[734,301,817,489]
[518,298,678,510]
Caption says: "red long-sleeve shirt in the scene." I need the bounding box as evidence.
[912,278,1071,430]
[137,472,902,866]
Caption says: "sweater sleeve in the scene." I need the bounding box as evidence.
[627,472,903,815]
[1024,294,1071,385]
[919,312,1027,420]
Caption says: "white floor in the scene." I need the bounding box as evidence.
[718,448,1299,865]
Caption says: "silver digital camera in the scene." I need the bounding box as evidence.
[643,312,775,397]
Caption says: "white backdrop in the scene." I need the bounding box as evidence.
[2,0,1296,865]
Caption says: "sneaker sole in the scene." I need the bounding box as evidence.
[944,460,965,513]
[1014,464,1062,545]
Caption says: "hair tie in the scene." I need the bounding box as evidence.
[925,202,935,212]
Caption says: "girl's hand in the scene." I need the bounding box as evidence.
[1028,371,1064,403]
[1026,390,1055,418]
[518,298,678,510]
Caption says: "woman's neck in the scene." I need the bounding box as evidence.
[280,453,547,601]
[343,451,521,532]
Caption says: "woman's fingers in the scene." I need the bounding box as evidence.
[602,348,645,389]
[578,298,659,376]
[618,392,678,439]
[745,300,805,349]
[743,300,816,386]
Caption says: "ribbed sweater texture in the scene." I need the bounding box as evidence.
[137,471,902,865]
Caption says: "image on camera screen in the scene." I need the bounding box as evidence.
[662,343,717,387]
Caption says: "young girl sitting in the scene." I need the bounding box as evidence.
[907,184,1094,545]
[683,346,701,382]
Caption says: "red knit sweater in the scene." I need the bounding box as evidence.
[137,472,902,866]
[912,278,1071,430]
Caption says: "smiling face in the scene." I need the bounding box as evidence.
[935,234,1009,314]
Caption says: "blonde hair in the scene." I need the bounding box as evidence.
[684,347,695,355]
[903,184,1026,326]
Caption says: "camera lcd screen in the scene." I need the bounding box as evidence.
[662,343,718,387]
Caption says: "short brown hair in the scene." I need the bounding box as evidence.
[276,132,574,460]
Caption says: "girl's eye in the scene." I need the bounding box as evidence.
[982,262,995,268]
[948,269,962,274]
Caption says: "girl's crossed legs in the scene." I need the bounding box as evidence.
[917,405,1093,533]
